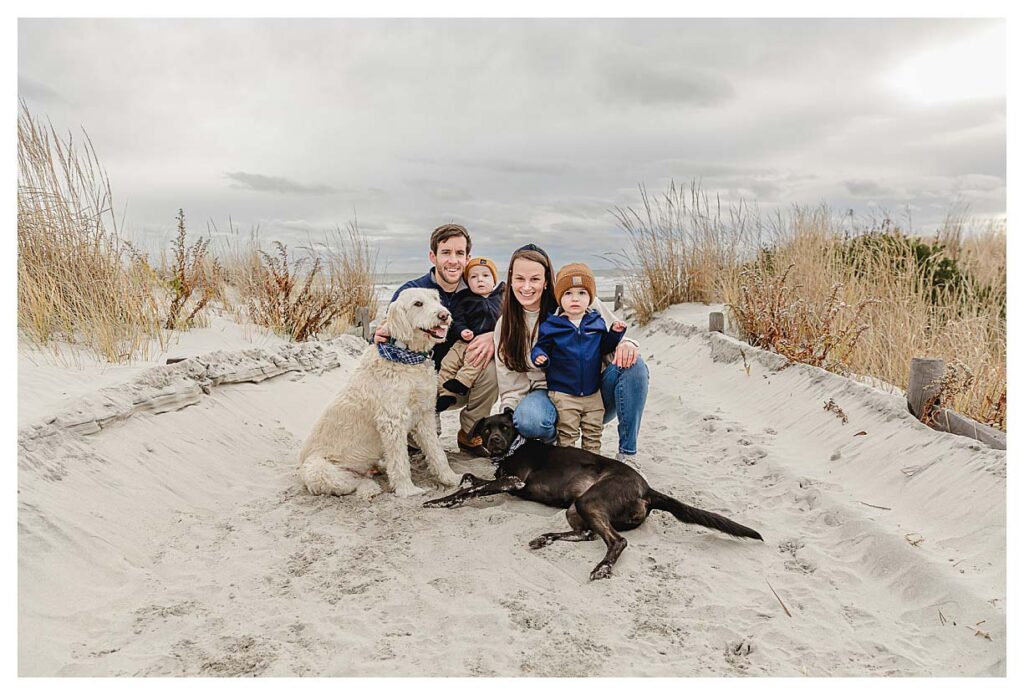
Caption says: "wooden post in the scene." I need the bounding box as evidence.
[355,307,370,342]
[907,357,945,420]
[709,311,725,333]
[614,284,624,312]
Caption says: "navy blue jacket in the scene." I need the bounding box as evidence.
[390,269,466,370]
[530,310,625,397]
[451,282,505,340]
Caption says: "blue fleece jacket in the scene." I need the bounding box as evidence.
[390,269,466,370]
[530,310,625,397]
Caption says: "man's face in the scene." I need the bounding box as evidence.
[429,236,469,286]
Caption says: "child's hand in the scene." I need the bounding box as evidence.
[461,329,474,341]
[533,354,547,367]
[611,321,626,332]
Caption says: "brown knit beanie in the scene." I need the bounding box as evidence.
[554,263,596,303]
[463,256,498,284]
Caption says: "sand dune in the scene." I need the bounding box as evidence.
[17,305,1005,676]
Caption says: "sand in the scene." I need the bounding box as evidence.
[17,305,1005,676]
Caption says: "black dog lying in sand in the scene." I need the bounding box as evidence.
[423,410,763,580]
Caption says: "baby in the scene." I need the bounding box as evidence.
[531,263,625,453]
[436,257,505,412]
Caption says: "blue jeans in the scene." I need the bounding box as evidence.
[512,356,649,455]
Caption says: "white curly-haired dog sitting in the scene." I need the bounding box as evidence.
[299,288,462,498]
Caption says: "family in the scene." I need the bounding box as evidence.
[378,223,650,466]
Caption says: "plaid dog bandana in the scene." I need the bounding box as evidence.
[491,434,527,466]
[377,339,432,365]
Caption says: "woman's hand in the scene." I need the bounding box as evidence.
[461,329,475,341]
[533,354,547,367]
[465,332,495,368]
[613,341,639,369]
[611,320,626,332]
[373,323,390,344]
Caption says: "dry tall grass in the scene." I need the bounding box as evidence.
[617,181,1006,430]
[222,221,379,342]
[609,180,759,324]
[17,101,165,362]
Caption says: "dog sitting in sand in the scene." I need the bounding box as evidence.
[424,410,763,579]
[299,288,463,498]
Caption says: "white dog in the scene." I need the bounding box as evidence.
[299,288,462,498]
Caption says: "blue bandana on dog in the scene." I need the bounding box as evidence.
[377,339,432,365]
[492,434,527,466]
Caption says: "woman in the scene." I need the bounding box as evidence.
[493,244,649,464]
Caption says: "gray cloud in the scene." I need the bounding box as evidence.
[602,63,734,107]
[224,172,338,195]
[17,18,1005,271]
[845,179,894,198]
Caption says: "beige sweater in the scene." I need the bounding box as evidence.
[494,297,638,412]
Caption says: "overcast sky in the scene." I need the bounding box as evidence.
[18,18,1006,273]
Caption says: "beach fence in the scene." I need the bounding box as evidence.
[707,311,1006,451]
[351,284,626,343]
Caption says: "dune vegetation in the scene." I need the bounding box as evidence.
[614,181,1006,430]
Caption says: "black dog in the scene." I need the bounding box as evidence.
[424,410,763,580]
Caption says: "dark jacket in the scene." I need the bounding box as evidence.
[451,282,505,340]
[390,269,466,370]
[530,310,625,397]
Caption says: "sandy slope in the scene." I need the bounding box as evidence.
[17,305,1005,676]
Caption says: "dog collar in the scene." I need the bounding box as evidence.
[491,434,527,466]
[377,339,433,365]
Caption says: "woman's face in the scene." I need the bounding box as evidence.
[510,258,547,312]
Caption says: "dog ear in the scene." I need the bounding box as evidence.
[386,294,413,343]
[502,407,514,418]
[470,417,486,440]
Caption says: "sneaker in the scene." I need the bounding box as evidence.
[442,378,470,396]
[616,451,642,471]
[457,429,490,458]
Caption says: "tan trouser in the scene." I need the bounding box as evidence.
[438,341,486,398]
[450,358,498,436]
[549,391,604,453]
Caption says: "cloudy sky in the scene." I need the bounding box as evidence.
[18,18,1006,272]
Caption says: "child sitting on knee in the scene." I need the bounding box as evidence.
[436,257,505,412]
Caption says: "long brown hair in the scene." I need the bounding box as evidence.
[497,247,557,372]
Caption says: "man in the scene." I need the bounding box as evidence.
[375,223,496,457]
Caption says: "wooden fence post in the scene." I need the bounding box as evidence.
[907,357,945,420]
[355,307,370,342]
[613,284,624,312]
[709,311,725,333]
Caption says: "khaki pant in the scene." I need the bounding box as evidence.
[450,358,498,436]
[438,341,487,398]
[549,390,604,453]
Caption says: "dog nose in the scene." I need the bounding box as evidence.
[439,310,450,322]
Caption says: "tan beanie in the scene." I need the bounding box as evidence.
[463,256,498,284]
[554,263,596,303]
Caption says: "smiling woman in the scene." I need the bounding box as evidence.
[885,24,1005,104]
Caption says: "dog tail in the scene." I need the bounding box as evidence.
[300,454,361,496]
[648,490,763,541]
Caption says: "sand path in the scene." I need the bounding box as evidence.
[18,308,1005,676]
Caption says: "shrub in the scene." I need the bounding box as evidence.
[163,208,224,330]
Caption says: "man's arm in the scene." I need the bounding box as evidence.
[464,331,494,368]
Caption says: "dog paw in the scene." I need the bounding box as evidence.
[423,496,463,508]
[436,470,463,488]
[590,563,613,581]
[528,535,553,550]
[394,484,428,498]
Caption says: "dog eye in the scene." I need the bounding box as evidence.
[414,301,423,307]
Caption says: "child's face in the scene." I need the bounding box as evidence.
[560,287,590,316]
[467,266,496,295]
